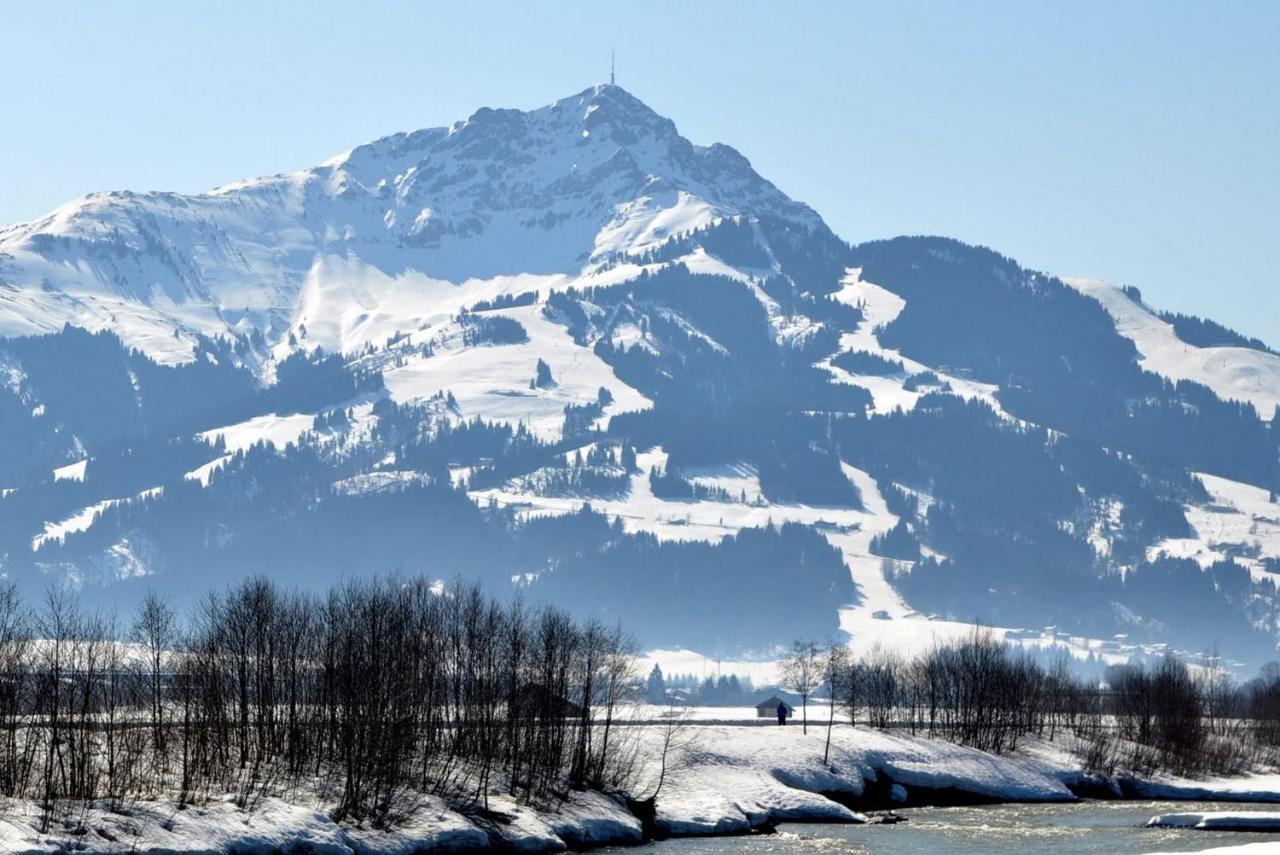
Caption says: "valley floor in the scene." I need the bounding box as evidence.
[8,713,1280,853]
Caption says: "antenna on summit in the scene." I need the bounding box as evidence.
[610,50,615,86]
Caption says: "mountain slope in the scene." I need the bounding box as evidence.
[1,86,1278,669]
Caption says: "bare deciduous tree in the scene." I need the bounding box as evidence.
[780,640,821,734]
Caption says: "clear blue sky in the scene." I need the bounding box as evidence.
[3,1,1277,343]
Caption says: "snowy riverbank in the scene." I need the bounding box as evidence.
[7,721,1280,852]
[0,790,643,854]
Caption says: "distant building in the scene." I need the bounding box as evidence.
[515,684,582,718]
[755,695,795,718]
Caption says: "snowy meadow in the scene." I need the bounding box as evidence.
[0,579,1278,852]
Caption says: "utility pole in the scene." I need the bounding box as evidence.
[610,50,615,86]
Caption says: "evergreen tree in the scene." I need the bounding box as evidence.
[532,358,554,389]
[646,664,667,703]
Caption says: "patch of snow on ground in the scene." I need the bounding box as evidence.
[384,301,650,440]
[632,722,1074,836]
[820,269,1010,417]
[198,412,317,454]
[184,454,233,486]
[52,459,87,482]
[332,470,431,496]
[471,446,863,547]
[32,486,163,551]
[1066,277,1280,419]
[1088,497,1126,558]
[1150,472,1280,583]
[0,788,639,854]
[593,191,721,260]
[182,412,317,488]
[826,465,1067,661]
[683,462,764,504]
[1129,771,1280,804]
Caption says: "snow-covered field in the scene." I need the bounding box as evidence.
[1066,277,1280,420]
[636,722,1089,837]
[5,696,1280,851]
[383,301,650,441]
[0,720,1208,853]
[1151,472,1280,584]
[198,412,317,454]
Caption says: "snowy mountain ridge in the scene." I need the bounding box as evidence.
[0,85,819,367]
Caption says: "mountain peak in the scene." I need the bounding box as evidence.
[0,84,827,362]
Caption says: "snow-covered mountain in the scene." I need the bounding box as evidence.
[0,85,819,366]
[2,85,1279,670]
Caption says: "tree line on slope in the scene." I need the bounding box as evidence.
[855,236,1280,491]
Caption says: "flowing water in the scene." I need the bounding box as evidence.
[603,801,1280,853]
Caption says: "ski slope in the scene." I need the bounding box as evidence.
[383,301,650,440]
[820,269,1009,417]
[1067,277,1280,419]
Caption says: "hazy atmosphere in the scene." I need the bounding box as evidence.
[3,3,1280,853]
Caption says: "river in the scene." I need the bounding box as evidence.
[602,800,1279,853]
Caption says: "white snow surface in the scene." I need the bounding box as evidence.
[184,454,233,487]
[1130,772,1280,804]
[52,459,87,482]
[820,269,1011,418]
[331,470,431,497]
[0,789,639,854]
[197,412,316,454]
[1147,810,1280,831]
[635,722,1078,836]
[1066,277,1280,419]
[382,301,649,440]
[7,711,1280,851]
[1150,472,1280,584]
[170,413,319,490]
[0,85,818,369]
[31,486,162,551]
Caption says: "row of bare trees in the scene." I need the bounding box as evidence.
[0,577,638,830]
[781,631,1058,755]
[782,629,1280,778]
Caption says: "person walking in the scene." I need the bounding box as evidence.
[777,701,788,726]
